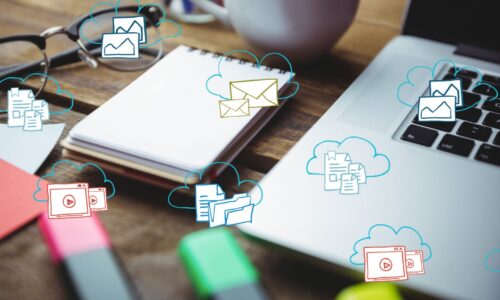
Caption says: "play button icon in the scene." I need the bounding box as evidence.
[379,258,393,271]
[407,259,414,268]
[62,195,76,208]
[90,195,97,205]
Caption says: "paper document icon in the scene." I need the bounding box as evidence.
[208,194,251,227]
[102,33,140,59]
[324,152,351,190]
[113,16,147,43]
[340,174,359,194]
[219,99,250,118]
[418,96,456,121]
[195,184,225,221]
[7,88,35,127]
[349,163,366,184]
[430,79,462,107]
[32,100,50,121]
[23,111,42,131]
[230,78,279,108]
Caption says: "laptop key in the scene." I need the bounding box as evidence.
[482,101,500,114]
[462,92,481,107]
[473,83,500,97]
[443,74,471,90]
[456,108,482,123]
[437,134,475,157]
[494,132,500,146]
[412,115,456,132]
[475,144,500,166]
[448,67,478,78]
[483,74,500,85]
[483,112,500,129]
[457,122,492,142]
[401,125,438,146]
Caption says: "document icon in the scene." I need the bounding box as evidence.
[23,111,42,131]
[32,100,50,121]
[208,194,252,227]
[230,78,279,108]
[102,33,140,59]
[219,99,250,118]
[324,152,351,190]
[7,87,35,127]
[195,184,225,222]
[113,16,147,44]
[430,79,462,107]
[340,174,359,194]
[418,96,456,121]
[349,163,366,184]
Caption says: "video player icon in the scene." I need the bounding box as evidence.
[63,194,76,208]
[379,258,393,271]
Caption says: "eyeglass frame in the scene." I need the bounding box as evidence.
[0,5,164,98]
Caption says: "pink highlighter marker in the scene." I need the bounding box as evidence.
[38,212,137,300]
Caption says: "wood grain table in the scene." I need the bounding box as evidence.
[0,1,420,299]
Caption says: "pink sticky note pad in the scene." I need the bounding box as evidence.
[0,160,46,239]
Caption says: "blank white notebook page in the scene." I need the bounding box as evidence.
[70,45,293,170]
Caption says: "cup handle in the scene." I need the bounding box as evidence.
[191,0,232,27]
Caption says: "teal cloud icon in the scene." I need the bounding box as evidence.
[205,49,299,101]
[0,73,73,115]
[350,224,432,265]
[80,0,182,48]
[33,160,116,202]
[306,136,390,178]
[397,59,498,111]
[484,249,500,273]
[167,161,263,210]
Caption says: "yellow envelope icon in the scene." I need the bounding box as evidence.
[219,99,250,118]
[230,78,279,108]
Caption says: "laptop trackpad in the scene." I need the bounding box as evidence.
[338,54,432,133]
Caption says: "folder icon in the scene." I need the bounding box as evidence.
[230,78,279,108]
[225,204,254,226]
[219,99,250,118]
[208,194,251,227]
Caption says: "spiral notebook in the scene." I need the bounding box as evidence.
[62,45,295,185]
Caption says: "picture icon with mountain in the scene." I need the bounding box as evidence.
[101,16,147,59]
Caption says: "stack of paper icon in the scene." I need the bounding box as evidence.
[364,246,425,282]
[102,16,147,59]
[323,151,366,194]
[195,184,254,227]
[7,88,50,131]
[418,79,463,122]
[219,78,279,118]
[47,183,107,219]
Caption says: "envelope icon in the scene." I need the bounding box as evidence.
[230,78,279,108]
[219,99,250,118]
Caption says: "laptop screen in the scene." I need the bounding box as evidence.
[403,1,499,52]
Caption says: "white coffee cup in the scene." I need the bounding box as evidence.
[192,0,359,62]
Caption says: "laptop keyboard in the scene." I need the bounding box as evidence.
[400,67,500,167]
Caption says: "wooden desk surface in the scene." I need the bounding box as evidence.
[0,0,409,299]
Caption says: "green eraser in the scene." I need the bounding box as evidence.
[335,282,402,300]
[178,229,260,299]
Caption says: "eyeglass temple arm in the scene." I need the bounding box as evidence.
[0,44,162,79]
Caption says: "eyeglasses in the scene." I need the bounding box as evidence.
[0,5,169,98]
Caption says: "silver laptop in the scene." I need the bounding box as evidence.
[239,1,500,299]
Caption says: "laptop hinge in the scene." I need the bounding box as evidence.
[455,43,500,64]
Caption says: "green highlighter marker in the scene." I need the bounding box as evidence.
[178,228,270,300]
